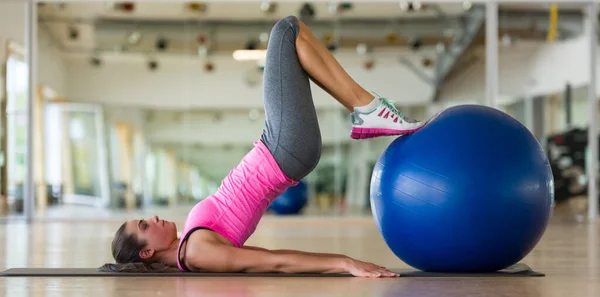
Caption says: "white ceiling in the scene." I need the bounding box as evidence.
[37,2,473,61]
[38,2,469,22]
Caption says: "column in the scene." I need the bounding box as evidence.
[165,148,178,207]
[115,122,135,210]
[34,85,46,213]
[485,1,498,108]
[24,0,37,221]
[60,112,73,197]
[0,47,8,214]
[587,1,598,223]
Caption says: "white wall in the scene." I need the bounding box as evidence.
[0,1,26,98]
[439,36,598,104]
[438,35,600,141]
[64,49,434,109]
[143,108,354,145]
[0,1,67,96]
[0,2,26,57]
[438,43,538,104]
[546,85,594,133]
[38,28,67,96]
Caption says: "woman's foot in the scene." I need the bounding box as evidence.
[350,96,423,139]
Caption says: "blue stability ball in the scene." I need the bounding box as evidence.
[370,105,554,273]
[269,181,308,215]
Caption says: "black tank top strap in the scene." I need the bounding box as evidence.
[177,227,211,272]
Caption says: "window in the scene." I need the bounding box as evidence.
[5,51,28,202]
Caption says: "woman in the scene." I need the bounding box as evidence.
[109,16,423,277]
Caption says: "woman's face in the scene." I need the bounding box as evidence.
[125,215,178,255]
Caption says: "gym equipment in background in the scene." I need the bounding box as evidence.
[546,128,600,204]
[546,128,589,203]
[268,180,308,215]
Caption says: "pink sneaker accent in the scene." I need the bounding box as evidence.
[350,126,422,139]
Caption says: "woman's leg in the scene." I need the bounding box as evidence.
[260,16,321,181]
[294,18,424,139]
[295,21,373,111]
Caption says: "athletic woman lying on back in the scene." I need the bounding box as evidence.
[108,16,423,277]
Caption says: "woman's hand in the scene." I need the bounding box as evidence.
[343,258,399,278]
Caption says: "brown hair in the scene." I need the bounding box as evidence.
[111,222,145,263]
[98,222,176,273]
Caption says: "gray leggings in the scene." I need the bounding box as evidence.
[260,16,322,181]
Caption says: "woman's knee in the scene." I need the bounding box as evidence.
[271,16,300,40]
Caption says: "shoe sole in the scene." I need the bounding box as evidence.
[350,127,422,139]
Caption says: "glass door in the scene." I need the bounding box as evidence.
[44,103,110,208]
[4,54,28,215]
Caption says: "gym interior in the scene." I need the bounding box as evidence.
[0,0,598,296]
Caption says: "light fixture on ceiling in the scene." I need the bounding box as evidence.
[245,39,259,50]
[400,0,423,11]
[233,50,267,61]
[299,3,316,20]
[198,45,209,57]
[436,42,446,54]
[90,54,102,67]
[204,61,215,73]
[501,34,513,47]
[356,43,370,56]
[328,1,339,14]
[197,34,209,45]
[412,0,422,10]
[386,32,399,44]
[260,0,277,14]
[339,3,353,12]
[463,0,472,11]
[399,0,409,11]
[363,59,375,71]
[248,109,261,121]
[148,59,159,71]
[259,32,269,44]
[410,37,423,51]
[186,2,208,13]
[127,31,142,45]
[68,26,79,40]
[114,2,136,13]
[156,37,169,51]
[422,57,433,68]
[328,1,353,14]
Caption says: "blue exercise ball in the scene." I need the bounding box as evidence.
[370,105,554,272]
[269,181,308,215]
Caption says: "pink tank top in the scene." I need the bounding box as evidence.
[176,140,297,271]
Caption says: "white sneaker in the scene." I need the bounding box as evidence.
[350,96,424,139]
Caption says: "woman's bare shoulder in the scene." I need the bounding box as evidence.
[181,229,231,271]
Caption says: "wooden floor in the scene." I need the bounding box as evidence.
[0,205,598,297]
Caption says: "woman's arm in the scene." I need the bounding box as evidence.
[189,242,397,277]
[243,245,348,259]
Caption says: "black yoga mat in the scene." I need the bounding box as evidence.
[0,263,543,277]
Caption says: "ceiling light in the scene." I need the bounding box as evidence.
[233,50,267,61]
[463,0,472,11]
[127,31,142,45]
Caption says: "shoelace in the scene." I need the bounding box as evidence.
[379,97,405,119]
